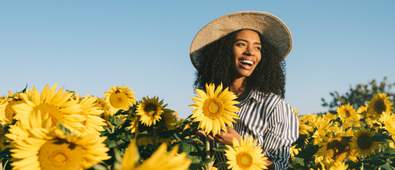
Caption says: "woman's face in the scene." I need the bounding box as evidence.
[232,29,262,78]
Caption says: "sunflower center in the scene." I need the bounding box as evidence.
[374,100,386,114]
[327,139,348,155]
[54,153,67,164]
[209,102,219,113]
[357,133,373,150]
[236,152,253,168]
[110,92,128,108]
[203,99,223,117]
[39,140,84,170]
[345,110,351,117]
[143,103,158,116]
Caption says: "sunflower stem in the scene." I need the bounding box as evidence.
[205,138,211,160]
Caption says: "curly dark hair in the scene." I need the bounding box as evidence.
[193,29,286,98]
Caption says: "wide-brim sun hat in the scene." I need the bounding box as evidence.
[189,11,292,69]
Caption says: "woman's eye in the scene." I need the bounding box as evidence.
[235,42,246,47]
[255,46,261,50]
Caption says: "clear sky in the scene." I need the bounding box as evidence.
[1,1,394,117]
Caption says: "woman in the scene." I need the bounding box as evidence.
[189,11,299,169]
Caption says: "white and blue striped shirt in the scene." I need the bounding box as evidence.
[215,89,299,170]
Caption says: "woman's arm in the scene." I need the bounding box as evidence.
[260,100,299,170]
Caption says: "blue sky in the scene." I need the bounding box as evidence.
[1,1,394,117]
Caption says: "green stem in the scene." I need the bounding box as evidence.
[205,138,211,160]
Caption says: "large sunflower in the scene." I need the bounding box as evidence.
[11,84,85,134]
[8,127,109,170]
[120,140,191,170]
[190,83,239,136]
[350,128,383,158]
[79,96,106,134]
[367,93,393,119]
[136,96,166,126]
[225,136,270,170]
[336,104,361,128]
[105,86,136,115]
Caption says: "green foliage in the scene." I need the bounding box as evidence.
[93,103,213,170]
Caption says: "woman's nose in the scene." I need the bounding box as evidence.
[243,48,252,56]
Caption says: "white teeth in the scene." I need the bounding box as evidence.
[240,60,253,66]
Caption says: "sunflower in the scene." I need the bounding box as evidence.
[316,150,349,170]
[357,104,368,114]
[379,112,395,141]
[299,114,318,135]
[190,83,239,136]
[299,123,314,135]
[0,98,10,125]
[105,86,136,115]
[329,162,348,170]
[0,126,7,150]
[323,112,338,121]
[314,135,351,167]
[336,104,361,128]
[95,98,112,117]
[312,115,339,146]
[8,127,109,170]
[350,128,383,158]
[162,109,179,130]
[225,136,270,170]
[5,124,30,142]
[136,96,166,126]
[120,140,191,170]
[79,96,106,133]
[367,93,393,119]
[129,119,138,133]
[11,84,85,134]
[0,95,24,125]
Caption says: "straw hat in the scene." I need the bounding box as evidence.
[189,11,292,69]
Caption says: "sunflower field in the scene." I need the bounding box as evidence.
[0,79,394,170]
[289,78,395,169]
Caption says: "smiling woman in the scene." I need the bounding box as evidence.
[189,11,299,170]
[232,30,262,87]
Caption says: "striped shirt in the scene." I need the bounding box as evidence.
[214,89,299,170]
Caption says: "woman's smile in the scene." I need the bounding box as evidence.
[239,58,255,70]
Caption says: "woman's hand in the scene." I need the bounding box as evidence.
[215,127,241,145]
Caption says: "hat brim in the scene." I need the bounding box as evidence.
[189,11,292,69]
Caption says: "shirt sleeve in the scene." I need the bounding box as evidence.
[260,100,299,170]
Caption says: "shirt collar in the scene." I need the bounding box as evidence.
[239,89,261,105]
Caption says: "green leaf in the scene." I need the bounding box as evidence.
[291,157,305,166]
[379,162,394,170]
